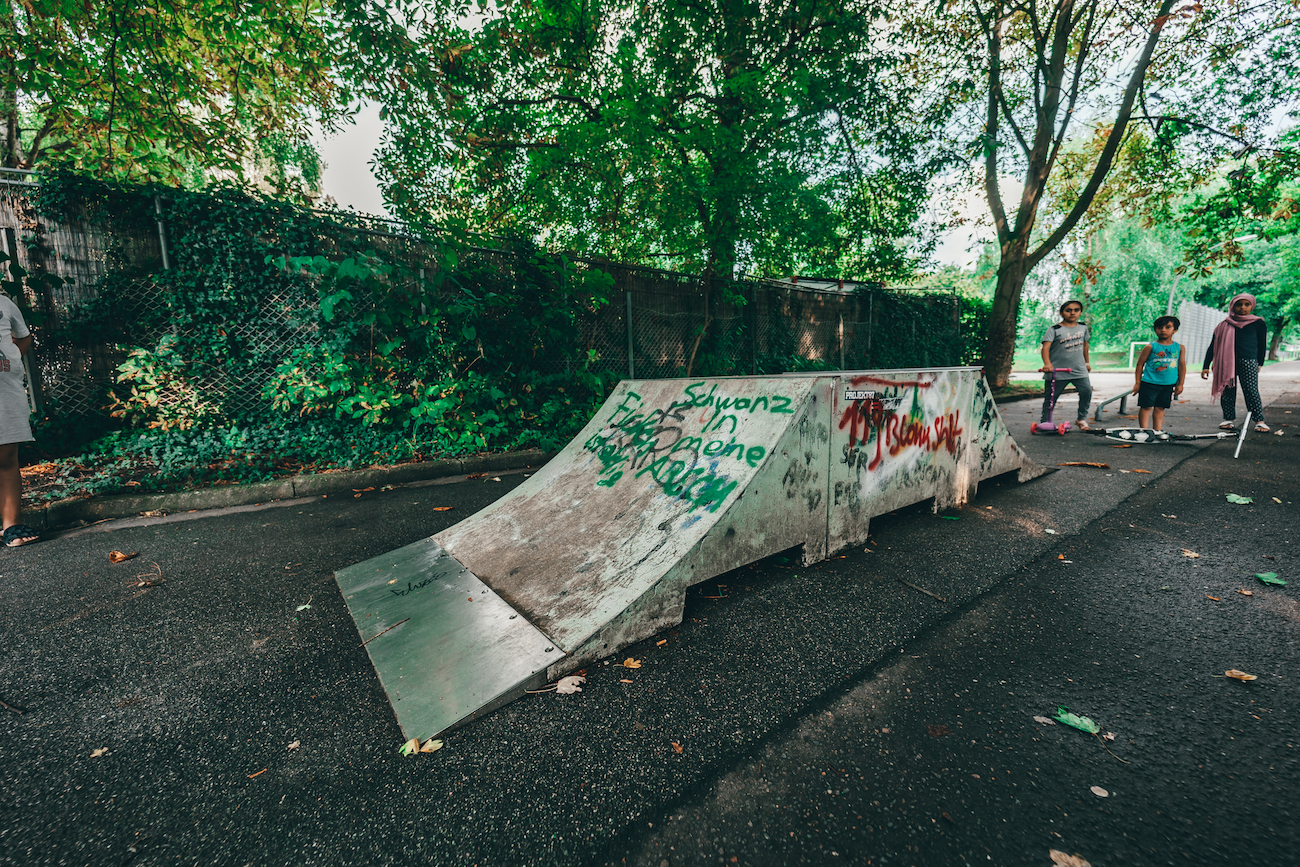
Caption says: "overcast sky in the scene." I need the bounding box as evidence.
[314,102,390,217]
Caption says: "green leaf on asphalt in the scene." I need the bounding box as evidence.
[1256,572,1287,586]
[398,737,420,755]
[941,516,959,520]
[1053,706,1101,734]
[1226,493,1254,504]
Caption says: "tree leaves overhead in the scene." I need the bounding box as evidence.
[901,0,1298,386]
[376,0,948,281]
[0,0,415,186]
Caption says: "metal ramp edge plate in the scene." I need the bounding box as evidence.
[335,537,557,740]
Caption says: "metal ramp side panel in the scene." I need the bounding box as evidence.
[335,538,557,741]
[826,369,1040,553]
[433,377,822,653]
[547,391,834,676]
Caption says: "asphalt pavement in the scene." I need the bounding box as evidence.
[1,364,1297,867]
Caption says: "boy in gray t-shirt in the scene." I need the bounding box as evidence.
[1039,299,1093,430]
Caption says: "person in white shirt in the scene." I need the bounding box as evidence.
[0,293,38,547]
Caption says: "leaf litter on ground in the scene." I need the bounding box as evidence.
[1053,706,1100,734]
[1226,493,1254,504]
[1256,572,1286,586]
[1050,849,1093,867]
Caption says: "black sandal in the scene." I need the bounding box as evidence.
[3,524,41,547]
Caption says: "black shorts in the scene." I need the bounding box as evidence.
[1138,381,1174,408]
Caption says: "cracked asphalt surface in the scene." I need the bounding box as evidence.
[1,366,1297,867]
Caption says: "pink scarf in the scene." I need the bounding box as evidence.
[1209,293,1264,400]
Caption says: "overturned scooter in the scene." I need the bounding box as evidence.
[1087,427,1232,444]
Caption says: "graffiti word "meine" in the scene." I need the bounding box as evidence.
[583,389,764,511]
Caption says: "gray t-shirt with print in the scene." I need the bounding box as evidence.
[1040,323,1090,380]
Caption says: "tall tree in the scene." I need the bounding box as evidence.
[376,0,949,282]
[912,0,1298,386]
[0,0,415,186]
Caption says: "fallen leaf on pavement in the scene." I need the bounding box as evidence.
[1057,461,1110,468]
[1237,589,1254,596]
[399,738,420,755]
[555,675,585,695]
[432,506,453,511]
[671,741,683,754]
[419,738,444,753]
[108,550,137,563]
[1050,849,1092,867]
[1033,716,1057,726]
[90,747,109,758]
[1181,549,1200,558]
[1205,595,1221,602]
[1226,493,1254,504]
[287,741,300,750]
[1256,572,1287,586]
[622,658,642,669]
[1103,732,1116,742]
[1053,706,1101,734]
[1224,670,1258,681]
[1090,786,1109,797]
[296,604,311,611]
[1132,469,1151,474]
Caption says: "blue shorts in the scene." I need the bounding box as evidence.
[1138,381,1174,409]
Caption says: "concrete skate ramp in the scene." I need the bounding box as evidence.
[335,368,1044,740]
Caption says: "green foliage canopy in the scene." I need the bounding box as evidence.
[376,0,949,282]
[0,0,416,188]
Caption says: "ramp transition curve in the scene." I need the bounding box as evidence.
[335,368,1045,739]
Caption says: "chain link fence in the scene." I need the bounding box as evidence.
[1,176,972,428]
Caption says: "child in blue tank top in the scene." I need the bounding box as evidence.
[1131,315,1186,432]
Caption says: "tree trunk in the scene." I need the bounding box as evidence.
[0,2,21,168]
[1268,317,1288,362]
[983,243,1031,387]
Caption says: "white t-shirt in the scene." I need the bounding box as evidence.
[0,293,33,445]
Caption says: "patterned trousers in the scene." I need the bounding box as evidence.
[1221,358,1264,422]
[1041,376,1093,422]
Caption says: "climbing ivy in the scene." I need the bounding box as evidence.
[29,174,618,468]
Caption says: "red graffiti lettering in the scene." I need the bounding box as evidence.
[846,375,931,390]
[847,408,963,471]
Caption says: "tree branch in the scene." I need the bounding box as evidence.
[977,4,1011,248]
[1027,0,1177,270]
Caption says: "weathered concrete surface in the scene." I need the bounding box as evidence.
[342,368,1044,738]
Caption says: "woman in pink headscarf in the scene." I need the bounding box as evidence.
[1200,293,1269,432]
